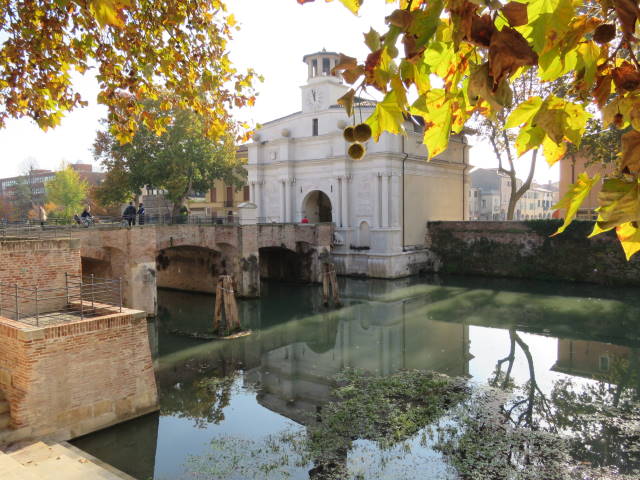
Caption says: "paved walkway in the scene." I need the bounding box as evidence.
[0,441,134,479]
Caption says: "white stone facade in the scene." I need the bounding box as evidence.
[247,51,471,278]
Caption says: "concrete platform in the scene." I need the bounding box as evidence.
[0,441,135,479]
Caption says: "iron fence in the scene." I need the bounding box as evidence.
[0,273,122,327]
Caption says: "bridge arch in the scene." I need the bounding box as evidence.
[259,241,319,283]
[155,243,238,294]
[302,190,333,223]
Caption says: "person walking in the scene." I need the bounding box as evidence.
[137,203,146,225]
[123,201,137,227]
[38,204,48,227]
[301,215,309,224]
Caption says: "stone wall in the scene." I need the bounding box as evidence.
[426,220,640,285]
[0,238,82,315]
[0,309,158,445]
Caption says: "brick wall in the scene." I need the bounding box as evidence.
[426,220,640,285]
[0,239,82,315]
[0,309,158,444]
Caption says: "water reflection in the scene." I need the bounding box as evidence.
[73,276,640,479]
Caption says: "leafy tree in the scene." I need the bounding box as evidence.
[0,0,257,143]
[94,105,246,216]
[45,166,89,221]
[299,0,640,259]
[11,177,34,218]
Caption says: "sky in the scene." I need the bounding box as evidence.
[0,0,558,183]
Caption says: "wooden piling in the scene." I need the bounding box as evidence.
[321,263,342,308]
[213,275,240,335]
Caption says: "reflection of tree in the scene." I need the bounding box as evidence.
[488,328,554,430]
[548,349,640,474]
[441,333,640,478]
[160,359,239,428]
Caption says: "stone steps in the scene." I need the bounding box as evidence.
[1,441,136,480]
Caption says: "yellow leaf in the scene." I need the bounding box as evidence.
[365,90,406,141]
[542,135,567,166]
[337,89,356,117]
[551,172,600,236]
[89,0,129,28]
[410,89,452,159]
[594,177,640,231]
[616,222,640,260]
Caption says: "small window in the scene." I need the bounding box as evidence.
[599,355,610,372]
[322,58,331,75]
[210,188,217,202]
[482,199,486,208]
[312,59,318,76]
[243,185,250,201]
[226,186,233,202]
[312,118,319,136]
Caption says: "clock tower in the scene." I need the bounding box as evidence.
[300,49,350,113]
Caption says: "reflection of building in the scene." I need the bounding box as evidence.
[469,168,557,220]
[246,50,470,278]
[552,339,631,379]
[247,296,470,426]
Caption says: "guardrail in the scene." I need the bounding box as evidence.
[0,273,122,327]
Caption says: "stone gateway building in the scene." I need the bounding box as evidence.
[247,50,471,278]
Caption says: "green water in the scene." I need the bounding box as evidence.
[73,275,640,479]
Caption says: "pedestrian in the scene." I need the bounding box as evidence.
[38,205,47,227]
[301,215,309,224]
[137,203,146,225]
[123,201,137,227]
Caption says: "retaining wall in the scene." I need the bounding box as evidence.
[426,220,640,285]
[0,309,158,445]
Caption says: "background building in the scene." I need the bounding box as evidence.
[469,168,558,220]
[246,49,471,278]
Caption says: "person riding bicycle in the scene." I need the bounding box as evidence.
[80,206,94,226]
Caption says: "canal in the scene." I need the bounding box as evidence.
[73,275,640,479]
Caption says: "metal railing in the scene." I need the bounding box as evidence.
[0,273,122,327]
[0,214,241,238]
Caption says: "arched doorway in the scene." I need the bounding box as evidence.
[303,190,332,223]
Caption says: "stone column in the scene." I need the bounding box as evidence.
[336,176,343,227]
[280,179,286,223]
[285,177,293,222]
[257,180,264,220]
[374,173,381,228]
[342,175,351,228]
[391,173,400,227]
[250,181,256,204]
[381,172,390,228]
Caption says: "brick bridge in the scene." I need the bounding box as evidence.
[76,223,333,315]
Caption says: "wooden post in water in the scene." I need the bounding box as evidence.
[213,275,240,335]
[321,263,342,308]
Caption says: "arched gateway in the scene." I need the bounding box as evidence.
[302,190,332,223]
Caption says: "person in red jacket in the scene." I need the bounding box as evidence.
[301,216,309,224]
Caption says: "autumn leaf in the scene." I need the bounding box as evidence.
[621,129,640,173]
[89,0,130,28]
[502,1,528,27]
[468,62,512,111]
[488,26,538,88]
[365,90,406,141]
[613,0,640,39]
[551,172,601,236]
[505,96,543,128]
[515,125,545,156]
[594,177,640,231]
[612,62,640,93]
[542,135,568,166]
[469,14,496,47]
[410,89,453,159]
[616,222,640,260]
[337,89,356,117]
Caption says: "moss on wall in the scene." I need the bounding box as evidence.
[427,220,640,286]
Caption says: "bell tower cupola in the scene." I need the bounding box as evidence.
[302,49,342,83]
[300,49,349,113]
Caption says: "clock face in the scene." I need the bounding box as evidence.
[307,88,323,110]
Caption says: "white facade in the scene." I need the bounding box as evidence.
[247,50,471,278]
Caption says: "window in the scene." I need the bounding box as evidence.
[243,185,250,202]
[482,199,486,208]
[226,186,233,202]
[312,118,318,136]
[312,59,318,76]
[322,58,331,75]
[210,188,217,202]
[599,355,610,372]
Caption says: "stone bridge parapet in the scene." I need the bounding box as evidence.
[75,223,333,315]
